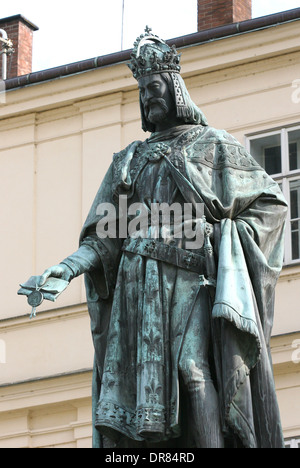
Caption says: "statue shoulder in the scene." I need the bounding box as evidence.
[196,126,242,147]
[111,140,144,199]
[190,126,260,170]
[112,140,143,166]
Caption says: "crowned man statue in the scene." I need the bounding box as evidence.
[35,28,287,448]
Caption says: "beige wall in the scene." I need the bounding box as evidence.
[0,20,300,447]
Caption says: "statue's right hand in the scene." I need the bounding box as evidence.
[37,264,73,287]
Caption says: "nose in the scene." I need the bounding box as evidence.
[143,87,153,103]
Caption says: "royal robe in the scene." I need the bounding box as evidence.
[75,124,287,448]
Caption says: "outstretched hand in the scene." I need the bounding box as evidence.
[37,264,73,287]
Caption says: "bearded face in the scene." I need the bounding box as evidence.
[144,97,169,124]
[138,74,176,129]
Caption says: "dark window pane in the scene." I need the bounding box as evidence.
[290,180,300,260]
[290,180,300,220]
[288,129,300,171]
[250,134,281,175]
[290,189,299,219]
[292,228,300,260]
[289,142,298,171]
[264,146,281,174]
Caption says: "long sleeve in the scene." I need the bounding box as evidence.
[60,242,103,280]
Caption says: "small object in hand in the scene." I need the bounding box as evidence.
[28,288,44,319]
[18,276,69,320]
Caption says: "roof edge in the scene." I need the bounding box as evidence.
[168,7,300,48]
[4,7,300,91]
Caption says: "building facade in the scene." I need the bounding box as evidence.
[0,5,300,448]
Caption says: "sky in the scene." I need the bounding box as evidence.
[0,0,300,72]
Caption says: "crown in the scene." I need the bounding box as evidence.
[128,26,181,80]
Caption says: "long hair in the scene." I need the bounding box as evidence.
[140,72,208,133]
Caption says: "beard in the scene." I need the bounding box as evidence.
[144,98,169,124]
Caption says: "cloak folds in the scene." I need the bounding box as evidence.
[79,125,287,448]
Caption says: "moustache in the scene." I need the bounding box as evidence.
[144,98,169,116]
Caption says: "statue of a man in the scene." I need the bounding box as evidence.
[35,29,287,448]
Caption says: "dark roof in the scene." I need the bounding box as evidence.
[4,7,300,91]
[0,14,39,31]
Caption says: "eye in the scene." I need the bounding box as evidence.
[151,83,160,90]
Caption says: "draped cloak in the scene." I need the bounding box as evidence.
[78,124,287,448]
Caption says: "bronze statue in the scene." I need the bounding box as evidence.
[20,28,287,448]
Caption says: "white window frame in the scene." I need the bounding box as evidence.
[246,125,300,266]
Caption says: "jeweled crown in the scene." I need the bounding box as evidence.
[128,26,181,80]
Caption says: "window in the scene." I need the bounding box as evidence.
[246,126,300,264]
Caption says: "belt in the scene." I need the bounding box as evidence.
[122,237,206,275]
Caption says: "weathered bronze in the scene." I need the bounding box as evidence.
[20,28,287,448]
